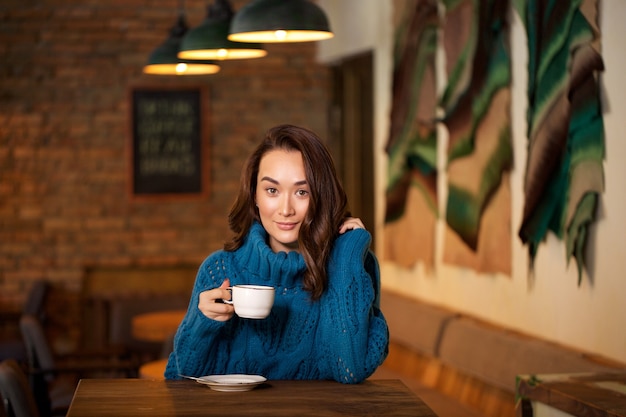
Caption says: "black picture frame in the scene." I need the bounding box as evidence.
[128,86,208,201]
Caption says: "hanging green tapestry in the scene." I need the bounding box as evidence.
[439,0,513,266]
[384,0,439,269]
[514,0,605,283]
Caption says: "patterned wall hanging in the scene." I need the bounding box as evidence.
[383,0,440,270]
[514,0,605,283]
[440,0,513,275]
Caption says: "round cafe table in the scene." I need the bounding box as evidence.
[131,310,186,343]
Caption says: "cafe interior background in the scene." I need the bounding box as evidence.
[1,0,625,415]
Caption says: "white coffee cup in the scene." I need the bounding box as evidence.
[223,285,275,319]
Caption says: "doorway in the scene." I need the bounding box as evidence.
[329,51,375,247]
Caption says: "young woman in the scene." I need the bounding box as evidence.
[165,124,389,383]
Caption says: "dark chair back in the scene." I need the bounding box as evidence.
[0,359,40,417]
[17,316,55,416]
[18,313,139,416]
[22,282,48,319]
[0,281,49,364]
[18,316,55,379]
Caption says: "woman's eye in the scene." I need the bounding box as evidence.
[266,188,278,195]
[296,189,309,197]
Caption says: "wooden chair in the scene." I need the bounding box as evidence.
[0,359,40,417]
[19,314,138,416]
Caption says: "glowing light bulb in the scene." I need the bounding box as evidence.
[274,30,287,41]
[175,63,188,74]
[217,49,228,59]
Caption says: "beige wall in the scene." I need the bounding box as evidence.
[319,0,626,364]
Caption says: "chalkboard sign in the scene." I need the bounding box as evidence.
[129,87,208,199]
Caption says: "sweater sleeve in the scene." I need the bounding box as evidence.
[164,254,231,379]
[318,229,389,383]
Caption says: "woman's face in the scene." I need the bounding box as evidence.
[255,149,310,253]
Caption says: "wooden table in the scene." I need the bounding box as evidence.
[516,372,626,417]
[66,378,438,416]
[131,310,185,343]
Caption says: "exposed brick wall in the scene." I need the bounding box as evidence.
[0,0,330,346]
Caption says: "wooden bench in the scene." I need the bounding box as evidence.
[378,290,625,417]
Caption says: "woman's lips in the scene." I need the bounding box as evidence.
[275,222,297,231]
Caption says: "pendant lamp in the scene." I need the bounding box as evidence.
[179,0,267,60]
[228,0,333,43]
[144,11,220,75]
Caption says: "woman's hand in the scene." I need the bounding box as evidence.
[198,278,234,322]
[339,217,365,234]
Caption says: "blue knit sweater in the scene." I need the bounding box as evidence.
[164,222,389,383]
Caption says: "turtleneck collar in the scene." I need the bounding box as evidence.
[232,222,307,288]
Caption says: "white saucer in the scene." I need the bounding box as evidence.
[195,374,267,392]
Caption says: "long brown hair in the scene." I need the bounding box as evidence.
[224,124,350,300]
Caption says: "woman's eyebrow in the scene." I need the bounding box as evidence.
[260,176,279,184]
[260,176,308,186]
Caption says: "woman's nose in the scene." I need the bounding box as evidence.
[279,196,295,216]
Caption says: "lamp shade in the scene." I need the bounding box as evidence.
[228,0,333,43]
[144,14,220,75]
[179,0,267,60]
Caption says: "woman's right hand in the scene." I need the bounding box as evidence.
[198,278,235,322]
